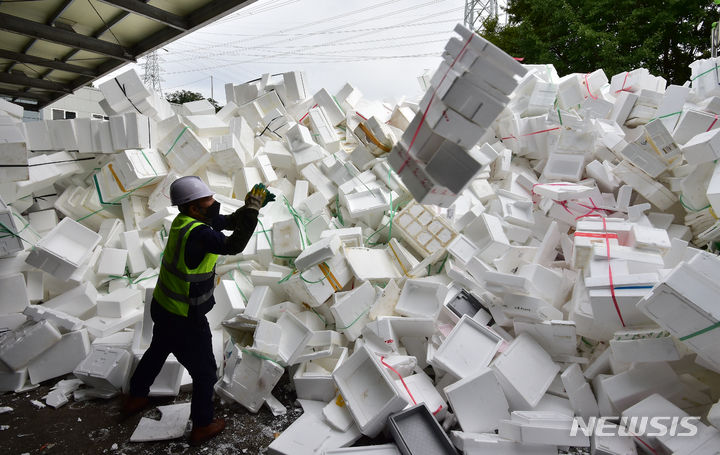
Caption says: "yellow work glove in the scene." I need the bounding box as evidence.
[244,183,274,211]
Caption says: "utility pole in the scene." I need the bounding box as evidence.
[142,50,164,95]
[464,0,499,33]
[210,75,214,100]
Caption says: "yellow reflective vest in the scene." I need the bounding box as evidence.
[154,214,219,317]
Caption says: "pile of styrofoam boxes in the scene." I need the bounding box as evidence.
[4,21,720,454]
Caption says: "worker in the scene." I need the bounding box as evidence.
[121,176,274,445]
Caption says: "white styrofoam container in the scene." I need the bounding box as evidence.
[73,345,132,391]
[332,344,409,438]
[432,314,503,378]
[25,217,101,281]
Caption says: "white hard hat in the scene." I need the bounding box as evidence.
[170,176,214,206]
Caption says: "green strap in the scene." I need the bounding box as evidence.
[691,65,720,81]
[164,126,188,157]
[336,306,371,330]
[679,322,720,341]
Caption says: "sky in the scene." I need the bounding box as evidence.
[95,0,477,105]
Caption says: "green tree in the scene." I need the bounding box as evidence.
[165,89,221,112]
[481,0,717,83]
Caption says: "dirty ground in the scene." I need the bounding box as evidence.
[0,371,592,455]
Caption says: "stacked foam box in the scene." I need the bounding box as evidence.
[5,23,720,454]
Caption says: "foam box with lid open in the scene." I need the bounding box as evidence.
[432,314,503,379]
[491,333,561,409]
[25,217,101,281]
[332,344,409,438]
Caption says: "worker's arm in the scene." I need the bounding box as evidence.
[185,207,259,261]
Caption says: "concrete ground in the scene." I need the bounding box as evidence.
[0,372,315,455]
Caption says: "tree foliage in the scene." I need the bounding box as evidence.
[481,0,717,83]
[165,89,221,112]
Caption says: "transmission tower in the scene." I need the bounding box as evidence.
[464,0,499,33]
[142,51,164,95]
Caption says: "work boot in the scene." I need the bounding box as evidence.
[120,395,150,417]
[189,418,225,445]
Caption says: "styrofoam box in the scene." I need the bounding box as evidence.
[28,329,90,384]
[293,346,348,402]
[25,217,101,281]
[0,273,29,314]
[444,367,510,433]
[394,279,448,320]
[393,201,458,259]
[73,345,131,391]
[492,333,561,409]
[228,350,284,413]
[332,344,409,438]
[323,443,400,454]
[0,319,62,370]
[432,314,503,378]
[276,311,314,365]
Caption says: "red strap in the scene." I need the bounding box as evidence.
[299,103,319,123]
[602,216,626,327]
[574,232,619,239]
[380,356,416,406]
[585,73,598,100]
[615,71,632,93]
[355,111,368,121]
[707,114,718,132]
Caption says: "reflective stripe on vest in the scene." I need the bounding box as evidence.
[154,214,219,317]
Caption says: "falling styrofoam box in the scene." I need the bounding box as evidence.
[73,345,132,391]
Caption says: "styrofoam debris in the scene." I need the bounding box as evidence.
[4,21,720,455]
[130,403,192,442]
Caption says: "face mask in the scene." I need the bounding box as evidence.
[199,200,220,222]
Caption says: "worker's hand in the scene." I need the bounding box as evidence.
[244,183,275,211]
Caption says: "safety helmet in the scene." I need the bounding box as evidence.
[169,176,214,206]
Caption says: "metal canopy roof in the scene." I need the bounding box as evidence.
[0,0,257,111]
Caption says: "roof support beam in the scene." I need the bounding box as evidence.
[0,88,50,103]
[0,12,134,61]
[0,50,98,77]
[131,0,257,57]
[5,0,76,74]
[0,72,72,93]
[95,0,188,31]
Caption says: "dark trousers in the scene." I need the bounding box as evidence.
[129,300,218,427]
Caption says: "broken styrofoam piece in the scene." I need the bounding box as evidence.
[295,234,342,272]
[323,444,401,454]
[276,311,314,365]
[267,399,362,455]
[332,344,409,438]
[130,403,192,442]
